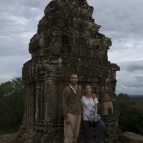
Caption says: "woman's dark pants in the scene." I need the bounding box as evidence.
[82,120,105,143]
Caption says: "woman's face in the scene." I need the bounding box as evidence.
[85,85,92,94]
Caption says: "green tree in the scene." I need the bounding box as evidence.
[117,93,131,101]
[0,77,25,129]
[116,93,143,135]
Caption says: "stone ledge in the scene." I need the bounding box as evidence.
[118,132,143,143]
[0,133,17,141]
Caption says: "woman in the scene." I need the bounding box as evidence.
[81,84,105,143]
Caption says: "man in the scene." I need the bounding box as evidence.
[62,74,83,143]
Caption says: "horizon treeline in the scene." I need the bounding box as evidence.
[0,77,143,135]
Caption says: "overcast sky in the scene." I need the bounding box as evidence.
[0,0,143,95]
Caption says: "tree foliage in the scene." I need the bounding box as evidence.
[116,93,143,135]
[0,77,25,129]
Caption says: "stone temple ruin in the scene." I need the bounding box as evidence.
[19,0,121,142]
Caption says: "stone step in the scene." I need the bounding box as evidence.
[0,133,17,141]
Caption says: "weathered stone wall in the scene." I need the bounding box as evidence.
[20,0,121,142]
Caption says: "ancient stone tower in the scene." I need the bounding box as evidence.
[20,0,121,142]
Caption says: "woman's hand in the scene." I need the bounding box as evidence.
[89,116,95,122]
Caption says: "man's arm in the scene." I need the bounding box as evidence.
[62,88,71,124]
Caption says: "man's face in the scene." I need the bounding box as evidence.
[70,74,78,85]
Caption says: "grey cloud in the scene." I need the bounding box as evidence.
[0,55,30,83]
[0,0,45,24]
[90,0,143,40]
[117,77,143,88]
[134,74,143,82]
[125,60,143,72]
[116,77,143,95]
[115,60,143,94]
[0,34,31,57]
[20,0,50,9]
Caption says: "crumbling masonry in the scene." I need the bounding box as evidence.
[19,0,121,143]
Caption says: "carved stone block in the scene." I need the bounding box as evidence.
[102,101,114,115]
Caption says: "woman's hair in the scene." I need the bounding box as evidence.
[84,84,91,89]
